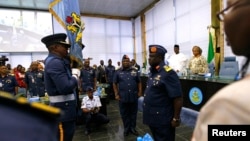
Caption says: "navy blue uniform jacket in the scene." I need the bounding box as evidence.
[143,61,182,126]
[44,53,78,122]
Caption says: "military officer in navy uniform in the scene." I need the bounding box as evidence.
[0,65,18,95]
[79,58,97,93]
[143,45,183,141]
[41,33,79,141]
[113,55,142,136]
[105,59,116,99]
[25,61,45,97]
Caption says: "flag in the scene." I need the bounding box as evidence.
[49,0,85,68]
[207,31,214,63]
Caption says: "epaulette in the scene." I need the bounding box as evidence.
[164,65,172,72]
[0,91,61,119]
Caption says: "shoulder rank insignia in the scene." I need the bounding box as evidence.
[164,65,172,72]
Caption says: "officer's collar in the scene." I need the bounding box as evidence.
[87,95,95,100]
[84,66,91,70]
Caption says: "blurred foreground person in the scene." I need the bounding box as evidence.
[143,45,183,141]
[192,0,250,140]
[0,91,61,141]
[41,33,79,141]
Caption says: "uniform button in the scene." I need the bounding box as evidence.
[144,94,146,96]
[65,102,69,106]
[143,103,145,106]
[157,112,159,114]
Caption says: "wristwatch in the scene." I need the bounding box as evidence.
[173,118,181,122]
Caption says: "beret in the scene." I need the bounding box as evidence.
[41,33,71,48]
[149,44,167,56]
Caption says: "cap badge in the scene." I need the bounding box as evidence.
[150,46,157,53]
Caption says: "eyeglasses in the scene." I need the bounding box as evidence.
[217,1,241,21]
[217,0,250,21]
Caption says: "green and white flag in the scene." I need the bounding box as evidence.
[207,31,214,63]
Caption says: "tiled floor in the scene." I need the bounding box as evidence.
[73,99,194,141]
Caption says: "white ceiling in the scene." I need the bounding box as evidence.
[0,0,159,18]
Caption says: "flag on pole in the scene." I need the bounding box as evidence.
[49,0,85,68]
[207,31,214,63]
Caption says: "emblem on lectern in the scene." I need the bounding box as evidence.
[189,87,203,105]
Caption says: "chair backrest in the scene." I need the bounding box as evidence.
[180,107,199,128]
[224,56,236,62]
[219,61,239,79]
[208,62,215,75]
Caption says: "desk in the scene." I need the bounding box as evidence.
[141,75,234,111]
[179,76,234,111]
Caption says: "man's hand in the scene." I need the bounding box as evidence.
[115,94,120,100]
[171,118,181,127]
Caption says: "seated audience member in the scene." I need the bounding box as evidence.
[168,44,188,74]
[188,46,208,74]
[81,86,110,135]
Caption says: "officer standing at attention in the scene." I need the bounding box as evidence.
[97,60,107,83]
[79,58,97,93]
[41,33,79,141]
[143,45,183,141]
[105,59,116,99]
[113,55,142,136]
